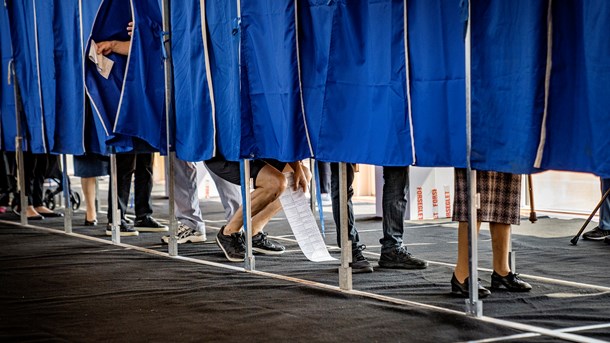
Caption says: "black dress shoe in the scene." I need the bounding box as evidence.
[451,273,491,298]
[27,214,44,220]
[491,271,532,292]
[84,219,98,226]
[39,211,63,218]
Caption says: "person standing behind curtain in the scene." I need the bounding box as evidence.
[450,169,532,298]
[582,178,610,242]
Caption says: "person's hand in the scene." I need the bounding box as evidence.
[291,162,308,193]
[127,21,134,36]
[96,41,115,55]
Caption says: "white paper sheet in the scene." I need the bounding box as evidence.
[88,40,114,79]
[279,173,336,262]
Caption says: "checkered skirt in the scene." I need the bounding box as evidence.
[452,169,522,225]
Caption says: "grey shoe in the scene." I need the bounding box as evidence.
[582,226,610,241]
[378,246,428,269]
[351,246,373,273]
[161,223,206,244]
[216,226,246,262]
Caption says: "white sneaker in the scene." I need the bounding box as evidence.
[161,223,206,244]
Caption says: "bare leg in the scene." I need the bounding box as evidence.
[454,220,481,283]
[251,198,282,234]
[26,205,40,217]
[224,165,286,235]
[489,222,511,276]
[81,177,97,222]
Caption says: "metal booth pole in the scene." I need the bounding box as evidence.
[241,159,254,270]
[10,62,28,226]
[161,0,178,256]
[338,162,352,290]
[61,154,72,233]
[464,1,482,317]
[109,151,120,244]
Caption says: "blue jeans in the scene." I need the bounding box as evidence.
[600,178,610,230]
[380,166,409,254]
[330,163,361,251]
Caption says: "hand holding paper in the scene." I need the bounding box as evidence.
[88,40,114,79]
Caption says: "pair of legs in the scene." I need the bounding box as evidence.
[107,153,153,223]
[23,153,61,218]
[453,221,511,283]
[223,163,286,236]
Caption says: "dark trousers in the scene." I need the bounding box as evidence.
[330,163,361,251]
[380,166,409,253]
[23,153,48,207]
[317,161,331,194]
[108,153,153,222]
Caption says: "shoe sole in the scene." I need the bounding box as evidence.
[582,236,609,241]
[377,261,429,270]
[215,237,245,262]
[252,247,285,255]
[351,266,374,274]
[105,231,139,237]
[135,226,169,232]
[161,236,207,244]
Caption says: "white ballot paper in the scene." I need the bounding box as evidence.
[88,40,114,79]
[279,173,336,262]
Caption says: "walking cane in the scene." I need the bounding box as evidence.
[570,187,610,245]
[527,175,537,223]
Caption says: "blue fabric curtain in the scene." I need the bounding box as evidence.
[6,0,55,153]
[541,0,610,178]
[85,0,166,153]
[114,0,166,153]
[170,0,216,162]
[299,0,412,166]
[52,0,85,155]
[469,0,548,174]
[0,4,17,151]
[240,0,312,162]
[408,0,466,168]
[205,0,241,161]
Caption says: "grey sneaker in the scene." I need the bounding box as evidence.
[378,246,428,269]
[252,231,285,255]
[351,246,373,273]
[216,226,246,262]
[161,223,206,244]
[582,226,610,241]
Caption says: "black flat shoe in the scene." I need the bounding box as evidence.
[84,219,98,226]
[39,212,63,218]
[27,215,44,220]
[491,271,532,292]
[451,273,491,298]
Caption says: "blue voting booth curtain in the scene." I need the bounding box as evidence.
[240,0,312,162]
[541,0,610,178]
[299,0,412,166]
[6,0,55,153]
[52,0,85,155]
[0,5,17,151]
[408,0,466,168]
[85,0,132,151]
[170,0,216,162]
[470,0,548,174]
[205,0,241,161]
[86,0,166,154]
[115,0,166,154]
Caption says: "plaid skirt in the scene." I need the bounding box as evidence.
[452,169,521,225]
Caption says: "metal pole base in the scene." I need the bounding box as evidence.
[339,266,352,290]
[465,299,483,317]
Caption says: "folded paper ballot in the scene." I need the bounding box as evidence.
[88,40,114,79]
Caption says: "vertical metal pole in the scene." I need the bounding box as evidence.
[161,0,178,256]
[464,1,482,317]
[241,159,254,270]
[10,64,27,226]
[338,162,352,290]
[61,155,72,233]
[110,153,120,244]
